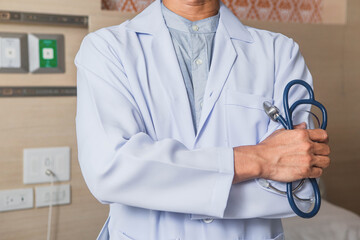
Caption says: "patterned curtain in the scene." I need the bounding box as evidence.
[101,0,323,23]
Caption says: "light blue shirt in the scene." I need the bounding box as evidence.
[162,4,219,132]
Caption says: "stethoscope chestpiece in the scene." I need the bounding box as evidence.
[263,101,280,122]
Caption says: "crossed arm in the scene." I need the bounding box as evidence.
[75,31,331,220]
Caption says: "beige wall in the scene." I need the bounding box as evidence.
[0,0,359,239]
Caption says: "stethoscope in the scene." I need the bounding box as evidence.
[262,79,327,218]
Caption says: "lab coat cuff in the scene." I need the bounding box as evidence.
[192,148,234,219]
[217,147,234,174]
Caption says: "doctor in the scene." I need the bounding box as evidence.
[75,0,330,239]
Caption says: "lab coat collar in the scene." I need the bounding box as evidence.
[125,0,254,43]
[125,0,165,35]
[218,1,254,42]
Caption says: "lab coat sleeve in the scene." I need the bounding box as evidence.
[74,32,234,218]
[261,36,315,140]
[192,35,316,220]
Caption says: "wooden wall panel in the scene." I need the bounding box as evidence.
[0,98,109,240]
[337,0,360,214]
[0,0,128,239]
[2,0,98,15]
[0,0,359,239]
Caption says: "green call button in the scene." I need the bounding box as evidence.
[39,39,58,68]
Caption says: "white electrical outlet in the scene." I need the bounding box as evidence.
[0,188,33,212]
[23,147,70,184]
[35,184,70,207]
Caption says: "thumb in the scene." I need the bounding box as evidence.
[294,122,307,129]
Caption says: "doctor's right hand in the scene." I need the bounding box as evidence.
[232,123,331,184]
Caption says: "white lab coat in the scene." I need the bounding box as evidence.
[75,0,315,239]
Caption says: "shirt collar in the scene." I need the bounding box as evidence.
[161,3,219,34]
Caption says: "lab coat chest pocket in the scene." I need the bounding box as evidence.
[115,231,135,240]
[225,90,272,147]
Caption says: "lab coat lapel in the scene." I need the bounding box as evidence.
[195,2,254,141]
[126,0,196,141]
[195,20,237,139]
[152,29,196,140]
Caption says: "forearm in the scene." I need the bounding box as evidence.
[232,145,262,183]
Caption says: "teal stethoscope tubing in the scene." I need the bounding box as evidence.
[277,79,327,218]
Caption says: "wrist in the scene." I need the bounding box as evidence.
[233,145,263,184]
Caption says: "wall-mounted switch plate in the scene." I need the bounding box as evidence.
[0,188,33,212]
[0,33,28,73]
[35,184,70,207]
[23,147,70,184]
[28,34,64,73]
[1,37,21,68]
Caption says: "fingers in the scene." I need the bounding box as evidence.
[309,167,323,178]
[308,129,329,143]
[297,154,329,179]
[291,128,330,155]
[293,122,307,129]
[311,155,331,169]
[312,142,331,156]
